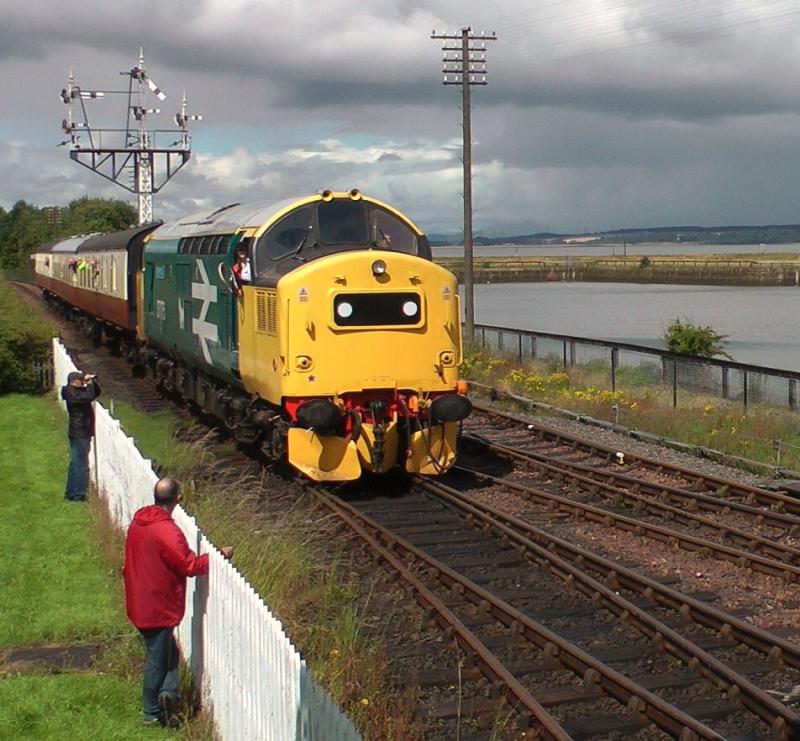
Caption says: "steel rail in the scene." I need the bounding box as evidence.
[454,459,800,584]
[460,434,800,568]
[307,486,571,740]
[417,477,800,739]
[461,431,800,533]
[419,475,800,666]
[316,488,726,740]
[469,404,800,528]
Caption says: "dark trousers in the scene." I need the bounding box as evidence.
[139,627,180,721]
[65,436,91,500]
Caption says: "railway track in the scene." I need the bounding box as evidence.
[312,480,800,739]
[467,404,800,516]
[20,283,800,737]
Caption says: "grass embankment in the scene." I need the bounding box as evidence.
[0,394,213,740]
[0,280,56,393]
[463,347,800,472]
[110,402,420,739]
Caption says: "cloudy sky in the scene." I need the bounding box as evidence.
[2,0,800,235]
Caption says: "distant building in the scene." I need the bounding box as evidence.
[43,207,62,227]
[563,236,599,244]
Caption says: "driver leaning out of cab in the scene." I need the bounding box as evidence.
[231,246,251,294]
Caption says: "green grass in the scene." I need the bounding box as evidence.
[107,401,210,476]
[0,394,213,739]
[0,674,181,740]
[463,347,800,471]
[0,394,128,646]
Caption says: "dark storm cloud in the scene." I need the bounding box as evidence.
[3,0,800,233]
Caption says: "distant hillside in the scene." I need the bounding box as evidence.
[429,224,800,247]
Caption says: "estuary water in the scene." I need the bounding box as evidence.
[434,242,800,258]
[469,282,800,372]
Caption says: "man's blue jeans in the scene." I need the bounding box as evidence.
[139,627,180,721]
[65,437,91,500]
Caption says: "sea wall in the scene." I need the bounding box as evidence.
[434,256,800,286]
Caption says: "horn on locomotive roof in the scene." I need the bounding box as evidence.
[349,188,362,200]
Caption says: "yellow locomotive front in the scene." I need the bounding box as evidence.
[237,191,470,481]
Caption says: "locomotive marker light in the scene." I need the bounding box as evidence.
[371,259,387,276]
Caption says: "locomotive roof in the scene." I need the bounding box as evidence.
[150,198,303,240]
[78,223,161,252]
[148,193,422,241]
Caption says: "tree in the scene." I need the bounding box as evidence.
[60,197,136,236]
[0,197,137,269]
[663,317,732,359]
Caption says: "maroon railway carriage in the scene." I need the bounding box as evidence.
[33,224,158,344]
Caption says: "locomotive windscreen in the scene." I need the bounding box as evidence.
[333,292,422,327]
[318,201,369,244]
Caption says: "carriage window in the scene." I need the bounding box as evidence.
[255,207,314,265]
[318,200,368,245]
[369,208,418,255]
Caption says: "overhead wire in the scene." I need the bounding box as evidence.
[523,5,800,68]
[494,0,794,47]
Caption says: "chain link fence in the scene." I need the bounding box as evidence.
[475,323,800,412]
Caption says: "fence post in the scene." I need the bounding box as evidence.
[790,379,797,412]
[562,340,568,370]
[481,327,486,349]
[721,367,729,400]
[530,335,537,359]
[673,359,678,409]
[517,333,523,363]
[611,348,618,392]
[498,331,503,352]
[743,370,748,409]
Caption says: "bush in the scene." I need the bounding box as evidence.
[663,317,731,359]
[0,281,55,393]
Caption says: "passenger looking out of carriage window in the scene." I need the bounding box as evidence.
[231,246,251,295]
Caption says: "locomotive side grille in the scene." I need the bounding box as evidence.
[255,289,278,335]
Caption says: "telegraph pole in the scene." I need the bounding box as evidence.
[432,27,497,342]
[59,50,202,224]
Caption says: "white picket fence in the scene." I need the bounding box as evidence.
[53,339,360,741]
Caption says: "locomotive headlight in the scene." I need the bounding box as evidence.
[402,300,418,317]
[371,259,387,276]
[336,301,354,319]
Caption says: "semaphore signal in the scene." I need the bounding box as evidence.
[59,48,203,225]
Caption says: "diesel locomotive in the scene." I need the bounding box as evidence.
[33,190,471,480]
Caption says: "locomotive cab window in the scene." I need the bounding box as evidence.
[255,206,315,266]
[318,200,369,245]
[369,208,418,255]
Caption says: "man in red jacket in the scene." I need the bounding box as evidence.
[123,477,231,726]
